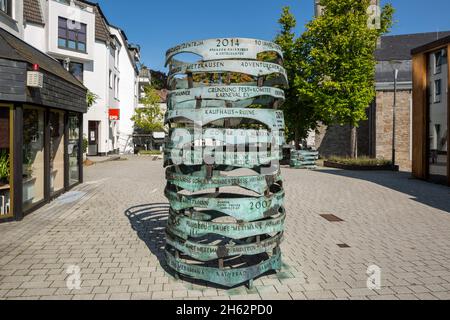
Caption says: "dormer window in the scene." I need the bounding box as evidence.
[0,0,12,18]
[58,17,87,53]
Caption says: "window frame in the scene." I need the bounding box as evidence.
[58,17,87,54]
[68,61,84,83]
[434,51,443,75]
[109,70,113,89]
[434,79,442,103]
[0,0,12,18]
[114,75,119,99]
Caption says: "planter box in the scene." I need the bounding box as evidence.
[324,161,399,171]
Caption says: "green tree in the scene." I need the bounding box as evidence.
[297,0,394,156]
[86,90,98,109]
[274,7,320,148]
[132,86,164,133]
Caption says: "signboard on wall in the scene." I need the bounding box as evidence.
[109,109,120,121]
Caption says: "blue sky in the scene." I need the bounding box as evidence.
[95,0,450,72]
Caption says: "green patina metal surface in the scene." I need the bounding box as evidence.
[165,187,284,222]
[166,128,285,150]
[164,149,282,168]
[165,108,285,130]
[168,60,287,85]
[168,86,285,109]
[290,150,319,169]
[166,166,282,194]
[165,231,284,262]
[167,208,286,240]
[165,38,283,65]
[163,38,287,287]
[165,250,282,287]
[172,76,286,90]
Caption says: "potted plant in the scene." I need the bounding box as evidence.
[0,150,10,186]
[83,135,88,161]
[22,148,34,178]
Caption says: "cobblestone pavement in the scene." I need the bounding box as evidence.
[1,156,450,300]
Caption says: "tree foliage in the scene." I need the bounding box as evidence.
[297,0,394,127]
[274,1,394,147]
[132,86,164,133]
[150,70,169,90]
[274,7,318,146]
[86,90,98,109]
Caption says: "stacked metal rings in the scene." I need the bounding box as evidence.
[163,38,288,287]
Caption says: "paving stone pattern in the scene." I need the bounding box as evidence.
[1,157,450,300]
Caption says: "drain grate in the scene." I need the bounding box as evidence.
[337,243,351,248]
[320,214,344,222]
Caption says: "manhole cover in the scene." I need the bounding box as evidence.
[320,214,344,222]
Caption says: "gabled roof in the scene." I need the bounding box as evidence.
[23,0,112,43]
[23,0,45,26]
[376,31,450,61]
[0,27,86,89]
[92,5,110,43]
[412,35,450,55]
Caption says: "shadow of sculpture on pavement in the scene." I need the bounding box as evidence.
[124,203,278,289]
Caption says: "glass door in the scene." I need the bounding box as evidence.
[68,113,81,186]
[0,105,13,219]
[49,109,65,196]
[23,106,45,211]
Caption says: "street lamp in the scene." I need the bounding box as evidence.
[392,68,398,170]
[389,60,402,171]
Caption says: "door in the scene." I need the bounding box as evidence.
[88,121,99,156]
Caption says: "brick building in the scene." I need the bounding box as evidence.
[314,32,450,171]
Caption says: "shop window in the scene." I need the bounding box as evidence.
[68,113,80,186]
[49,110,65,195]
[23,107,45,211]
[0,106,12,219]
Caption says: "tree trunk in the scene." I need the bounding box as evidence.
[294,127,301,150]
[350,126,358,158]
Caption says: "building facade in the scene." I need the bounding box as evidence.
[0,25,87,222]
[412,37,449,186]
[314,32,450,172]
[110,25,140,154]
[22,0,140,156]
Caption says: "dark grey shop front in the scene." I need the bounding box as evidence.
[0,28,87,222]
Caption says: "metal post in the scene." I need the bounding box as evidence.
[392,69,398,171]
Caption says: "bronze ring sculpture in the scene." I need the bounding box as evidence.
[163,37,287,287]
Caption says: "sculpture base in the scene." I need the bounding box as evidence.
[165,249,282,288]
